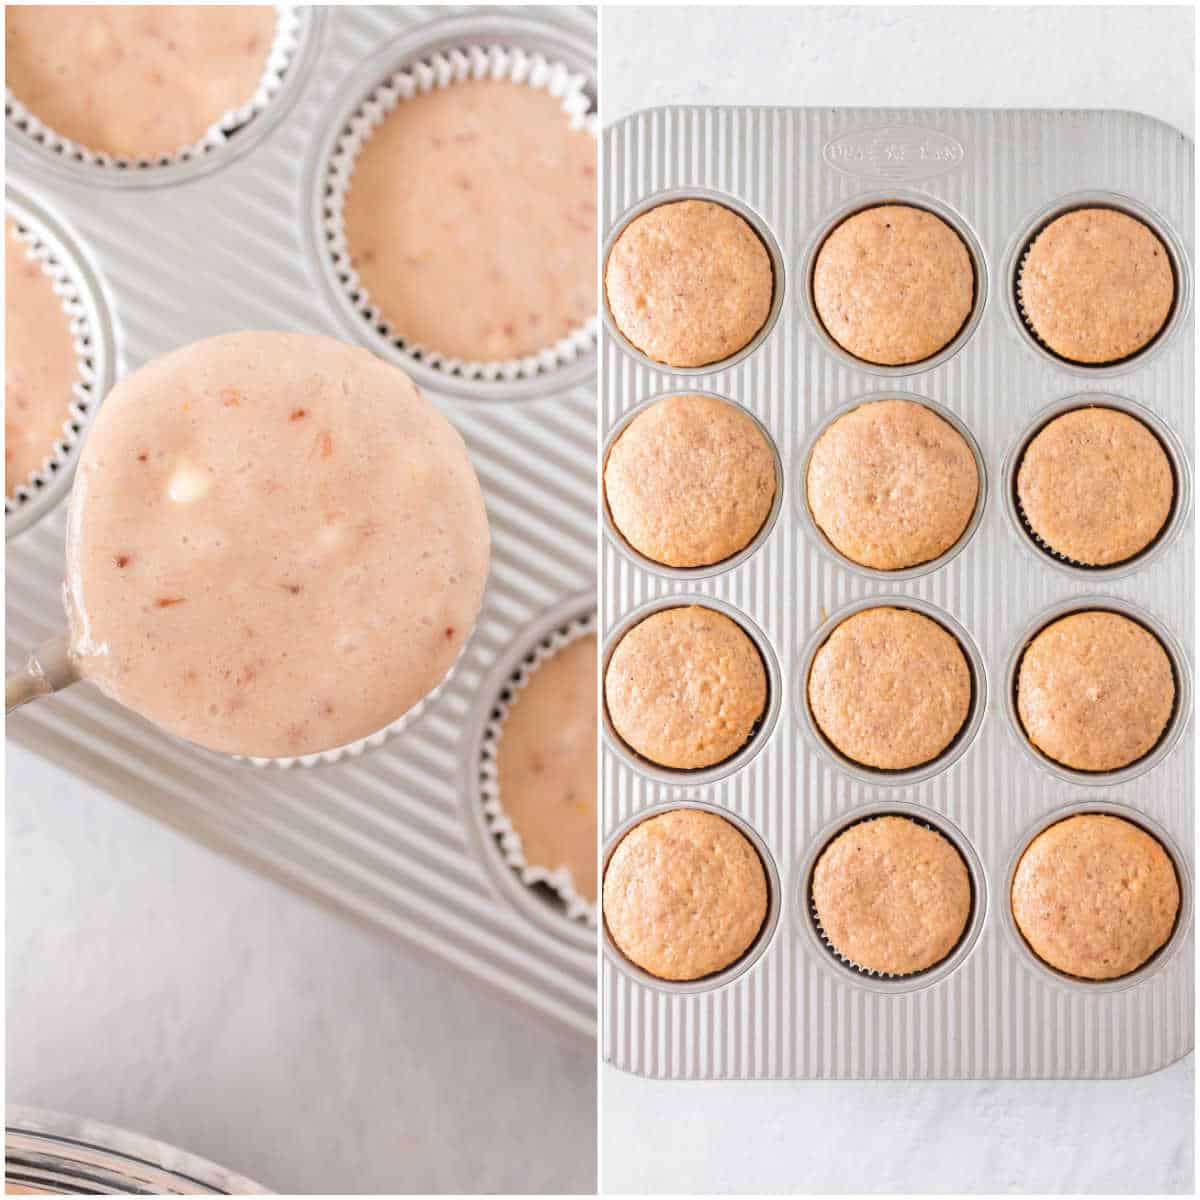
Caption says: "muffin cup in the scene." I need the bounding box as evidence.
[317,40,598,396]
[797,802,987,994]
[601,594,783,787]
[5,5,307,182]
[478,607,597,927]
[601,799,782,995]
[796,596,988,788]
[800,190,988,377]
[1007,190,1191,376]
[1003,393,1190,580]
[601,389,785,581]
[796,390,988,583]
[5,192,114,539]
[1003,596,1192,787]
[1001,801,1192,994]
[602,186,787,376]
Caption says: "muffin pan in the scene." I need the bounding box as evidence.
[6,6,597,1038]
[602,106,1193,1078]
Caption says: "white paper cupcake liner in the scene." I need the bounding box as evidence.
[322,43,599,386]
[480,609,597,925]
[4,5,302,170]
[4,214,100,522]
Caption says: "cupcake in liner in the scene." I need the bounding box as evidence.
[322,43,599,386]
[1012,408,1178,571]
[4,211,102,525]
[1014,211,1176,368]
[4,5,303,170]
[480,610,597,925]
[809,815,973,979]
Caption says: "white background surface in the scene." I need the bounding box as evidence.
[600,5,1194,1195]
[6,746,596,1195]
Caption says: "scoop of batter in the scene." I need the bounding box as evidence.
[65,331,490,758]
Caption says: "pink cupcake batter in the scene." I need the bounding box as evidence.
[5,5,276,160]
[342,77,596,363]
[65,331,490,758]
[5,218,79,498]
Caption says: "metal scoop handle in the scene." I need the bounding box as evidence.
[6,632,78,714]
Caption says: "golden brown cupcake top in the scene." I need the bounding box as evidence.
[605,199,773,368]
[1011,813,1179,980]
[807,607,972,771]
[812,204,974,366]
[1017,407,1173,566]
[605,605,767,770]
[603,808,768,981]
[806,398,978,571]
[1018,208,1174,364]
[1016,611,1174,772]
[6,5,276,160]
[812,815,971,975]
[496,635,597,903]
[605,394,776,568]
[5,218,78,498]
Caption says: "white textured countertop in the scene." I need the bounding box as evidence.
[600,4,1193,1194]
[6,746,595,1194]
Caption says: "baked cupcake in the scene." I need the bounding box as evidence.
[808,607,972,771]
[1017,407,1173,566]
[603,808,768,981]
[342,76,595,365]
[493,632,597,906]
[5,218,79,498]
[5,5,278,160]
[605,606,767,770]
[1018,208,1174,364]
[605,394,776,568]
[806,398,978,570]
[1011,813,1179,980]
[605,200,773,368]
[812,815,971,975]
[812,204,974,366]
[64,331,490,760]
[1016,611,1174,772]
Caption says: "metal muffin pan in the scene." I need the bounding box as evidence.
[6,5,598,1039]
[601,106,1193,1078]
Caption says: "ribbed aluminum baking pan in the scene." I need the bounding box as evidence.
[5,5,597,1038]
[601,106,1194,1078]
